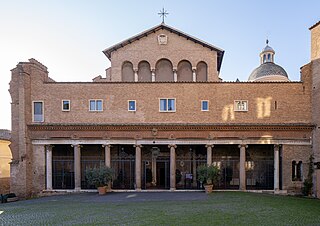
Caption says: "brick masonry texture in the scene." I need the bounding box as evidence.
[8,22,320,197]
[109,29,218,81]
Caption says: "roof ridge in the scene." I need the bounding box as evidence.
[309,21,320,30]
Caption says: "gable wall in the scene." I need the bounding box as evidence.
[109,29,219,81]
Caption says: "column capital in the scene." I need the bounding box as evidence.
[238,144,248,149]
[274,144,280,150]
[205,144,214,148]
[168,144,177,149]
[133,68,138,72]
[134,144,143,148]
[71,144,82,148]
[173,67,177,71]
[192,67,197,71]
[151,68,155,73]
[102,144,112,148]
[45,145,54,151]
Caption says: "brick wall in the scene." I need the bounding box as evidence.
[109,29,219,81]
[26,81,311,125]
[311,22,320,61]
[282,145,312,193]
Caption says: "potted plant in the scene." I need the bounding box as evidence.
[85,166,114,195]
[197,164,220,193]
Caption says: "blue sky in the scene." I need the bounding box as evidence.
[0,1,319,130]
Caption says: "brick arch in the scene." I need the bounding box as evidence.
[155,58,174,81]
[138,61,152,82]
[177,60,192,82]
[122,61,134,82]
[196,61,208,82]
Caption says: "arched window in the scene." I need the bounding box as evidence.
[196,61,208,82]
[267,54,271,62]
[155,59,174,81]
[177,60,192,81]
[263,54,266,63]
[138,61,151,82]
[122,61,134,82]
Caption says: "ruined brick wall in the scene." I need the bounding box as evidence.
[9,59,50,197]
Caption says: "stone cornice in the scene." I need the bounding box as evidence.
[28,123,314,132]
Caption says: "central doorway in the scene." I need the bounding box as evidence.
[156,158,170,189]
[142,146,170,189]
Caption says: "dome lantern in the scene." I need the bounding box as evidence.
[260,39,275,64]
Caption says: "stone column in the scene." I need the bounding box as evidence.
[238,144,248,190]
[103,144,111,167]
[316,167,320,198]
[169,144,177,190]
[206,144,213,166]
[134,145,142,191]
[274,144,280,192]
[173,68,177,82]
[134,68,138,82]
[73,144,81,190]
[151,69,156,82]
[151,149,157,186]
[45,145,53,190]
[192,67,197,82]
[192,151,197,187]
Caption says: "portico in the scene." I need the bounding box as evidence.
[36,137,310,192]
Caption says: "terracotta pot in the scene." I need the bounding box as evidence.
[97,186,107,195]
[204,184,213,194]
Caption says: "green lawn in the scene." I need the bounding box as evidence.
[1,192,320,225]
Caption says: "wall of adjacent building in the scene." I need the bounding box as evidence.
[0,129,12,194]
[310,22,320,198]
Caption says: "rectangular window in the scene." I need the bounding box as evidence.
[159,98,175,112]
[128,100,136,111]
[89,99,103,111]
[234,100,248,111]
[292,161,303,181]
[33,101,44,122]
[201,100,209,111]
[62,100,70,111]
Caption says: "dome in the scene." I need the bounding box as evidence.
[248,40,289,82]
[262,45,275,53]
[248,62,289,81]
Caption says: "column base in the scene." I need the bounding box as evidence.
[274,189,280,194]
[170,188,176,191]
[135,188,142,192]
[74,187,81,191]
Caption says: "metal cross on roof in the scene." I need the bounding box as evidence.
[158,8,169,24]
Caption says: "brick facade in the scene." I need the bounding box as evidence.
[8,22,320,198]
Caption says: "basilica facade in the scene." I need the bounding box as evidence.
[9,22,320,198]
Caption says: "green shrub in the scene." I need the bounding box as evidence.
[302,155,314,196]
[197,164,220,185]
[85,166,114,188]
